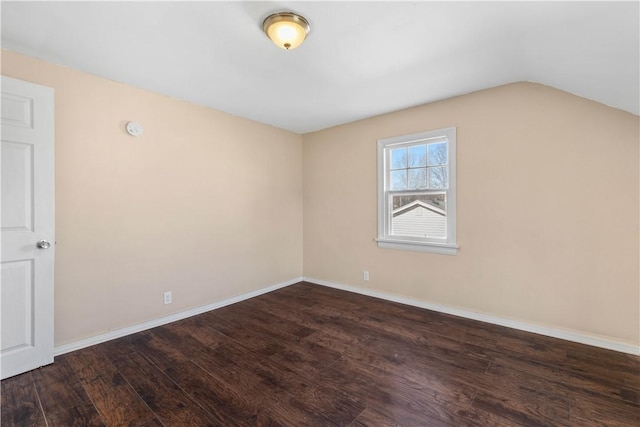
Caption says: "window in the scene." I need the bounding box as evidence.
[377,127,457,255]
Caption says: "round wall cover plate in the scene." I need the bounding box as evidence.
[126,121,144,137]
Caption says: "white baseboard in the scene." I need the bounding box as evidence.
[55,275,639,357]
[54,277,302,356]
[303,276,640,356]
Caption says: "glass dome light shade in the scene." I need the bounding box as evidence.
[263,12,310,50]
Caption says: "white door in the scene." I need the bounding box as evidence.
[1,76,55,380]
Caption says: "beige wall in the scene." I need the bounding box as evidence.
[303,82,640,346]
[3,49,638,350]
[2,50,303,346]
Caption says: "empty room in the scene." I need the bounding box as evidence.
[1,1,639,426]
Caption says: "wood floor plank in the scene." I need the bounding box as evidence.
[163,360,257,426]
[477,361,572,423]
[301,330,367,355]
[97,329,189,371]
[357,332,490,376]
[112,352,221,426]
[350,407,404,427]
[264,286,321,308]
[66,347,161,427]
[190,344,281,407]
[243,296,373,346]
[487,352,639,407]
[204,312,287,357]
[334,338,481,408]
[570,395,640,427]
[45,401,106,427]
[267,338,343,378]
[214,339,318,400]
[0,372,46,427]
[214,301,316,340]
[351,406,453,427]
[308,301,450,345]
[149,322,219,363]
[189,342,352,426]
[471,390,570,427]
[462,327,568,364]
[161,314,233,348]
[96,334,145,361]
[31,354,91,415]
[563,347,640,393]
[290,383,365,426]
[307,356,473,426]
[291,310,376,347]
[253,397,338,426]
[151,325,285,410]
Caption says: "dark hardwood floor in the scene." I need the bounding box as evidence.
[2,281,639,426]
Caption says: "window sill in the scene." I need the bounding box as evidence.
[376,238,458,255]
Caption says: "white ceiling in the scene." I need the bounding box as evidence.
[2,1,638,134]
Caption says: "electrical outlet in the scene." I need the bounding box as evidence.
[163,291,172,305]
[363,271,369,281]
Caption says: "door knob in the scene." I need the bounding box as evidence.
[37,240,51,249]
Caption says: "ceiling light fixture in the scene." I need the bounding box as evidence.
[263,12,310,50]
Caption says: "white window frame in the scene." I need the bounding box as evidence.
[377,127,458,255]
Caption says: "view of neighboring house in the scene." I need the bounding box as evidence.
[392,200,446,239]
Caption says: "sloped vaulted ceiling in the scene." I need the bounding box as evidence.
[2,1,638,133]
